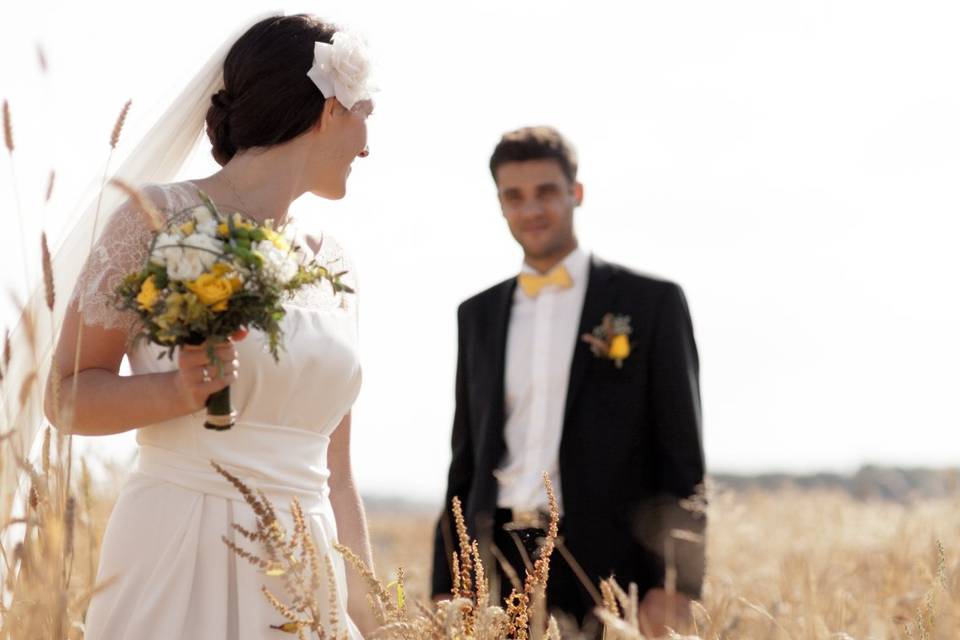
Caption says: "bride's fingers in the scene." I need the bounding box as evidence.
[195,370,237,396]
[179,343,237,369]
[197,359,239,383]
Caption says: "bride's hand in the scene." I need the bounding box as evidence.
[175,329,247,411]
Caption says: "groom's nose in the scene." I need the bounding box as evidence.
[517,198,545,217]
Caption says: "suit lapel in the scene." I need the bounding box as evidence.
[487,278,517,465]
[562,256,617,428]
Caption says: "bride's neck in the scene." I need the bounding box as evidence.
[199,147,308,225]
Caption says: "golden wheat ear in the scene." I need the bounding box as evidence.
[41,233,55,312]
[110,100,131,150]
[109,178,165,231]
[3,99,13,153]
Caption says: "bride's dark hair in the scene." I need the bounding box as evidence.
[205,14,336,166]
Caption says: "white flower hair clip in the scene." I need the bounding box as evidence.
[306,30,375,111]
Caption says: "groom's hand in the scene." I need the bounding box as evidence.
[638,588,693,638]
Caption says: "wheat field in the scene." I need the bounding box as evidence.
[369,487,960,638]
[5,447,959,639]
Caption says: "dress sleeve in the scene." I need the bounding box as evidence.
[68,184,170,333]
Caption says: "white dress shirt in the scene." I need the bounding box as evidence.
[494,247,591,513]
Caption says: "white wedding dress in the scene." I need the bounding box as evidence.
[77,181,364,639]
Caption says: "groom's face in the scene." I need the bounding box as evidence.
[496,159,582,261]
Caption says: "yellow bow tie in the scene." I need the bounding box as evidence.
[518,265,573,298]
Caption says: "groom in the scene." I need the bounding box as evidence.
[431,127,706,632]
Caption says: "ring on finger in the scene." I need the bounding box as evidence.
[201,367,212,383]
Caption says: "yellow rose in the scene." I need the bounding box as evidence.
[211,262,244,293]
[210,262,231,277]
[608,334,631,361]
[186,272,234,312]
[217,222,229,237]
[136,275,160,311]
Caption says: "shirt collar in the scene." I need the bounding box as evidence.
[520,247,591,285]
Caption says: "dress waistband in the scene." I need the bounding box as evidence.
[134,443,331,515]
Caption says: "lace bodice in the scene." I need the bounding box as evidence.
[69,181,358,335]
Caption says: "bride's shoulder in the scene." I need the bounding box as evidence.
[140,180,201,214]
[107,180,199,227]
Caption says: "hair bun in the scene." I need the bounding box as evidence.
[211,89,234,112]
[204,14,334,167]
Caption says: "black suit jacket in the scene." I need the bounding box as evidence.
[431,256,706,599]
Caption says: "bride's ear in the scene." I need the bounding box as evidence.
[315,98,344,133]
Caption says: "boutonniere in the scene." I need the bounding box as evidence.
[582,313,633,369]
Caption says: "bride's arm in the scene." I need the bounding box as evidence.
[327,411,377,634]
[43,301,239,436]
[43,190,242,436]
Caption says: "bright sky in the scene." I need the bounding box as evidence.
[1,0,958,503]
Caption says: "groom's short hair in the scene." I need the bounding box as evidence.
[489,126,579,184]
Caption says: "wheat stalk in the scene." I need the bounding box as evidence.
[110,100,131,150]
[45,169,55,203]
[40,233,55,312]
[2,99,13,153]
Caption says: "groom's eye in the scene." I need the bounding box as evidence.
[536,184,561,199]
[501,190,523,205]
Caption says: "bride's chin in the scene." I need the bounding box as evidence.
[311,184,347,201]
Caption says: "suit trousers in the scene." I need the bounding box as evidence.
[491,509,599,633]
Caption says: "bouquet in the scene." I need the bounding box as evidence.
[114,193,352,430]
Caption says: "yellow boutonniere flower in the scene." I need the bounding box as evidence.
[583,313,634,369]
[136,275,160,311]
[608,334,631,361]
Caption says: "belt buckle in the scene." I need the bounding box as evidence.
[503,508,546,531]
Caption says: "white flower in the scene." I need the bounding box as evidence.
[182,233,223,266]
[181,205,220,237]
[196,219,219,238]
[149,232,184,268]
[254,240,299,285]
[306,31,375,110]
[190,205,217,228]
[158,233,224,282]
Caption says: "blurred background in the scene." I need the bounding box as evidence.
[1,0,958,506]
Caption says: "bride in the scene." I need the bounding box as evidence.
[42,14,376,639]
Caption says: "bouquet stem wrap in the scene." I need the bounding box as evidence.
[204,386,235,431]
[184,335,237,431]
